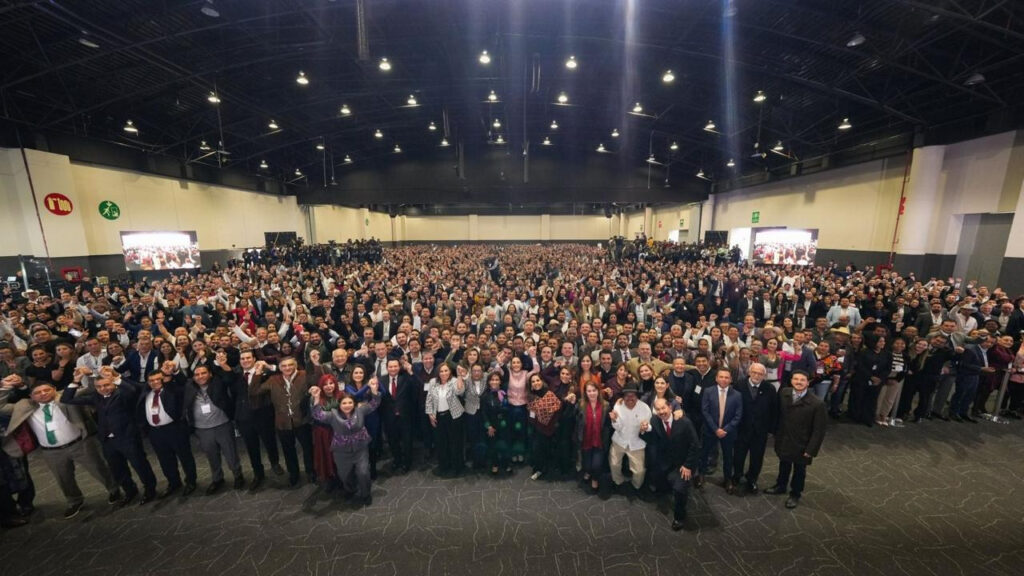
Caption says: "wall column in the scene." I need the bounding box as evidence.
[540,214,551,241]
[468,214,479,241]
[643,205,653,235]
[894,146,946,276]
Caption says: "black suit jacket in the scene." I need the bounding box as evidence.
[680,369,715,418]
[373,321,399,341]
[137,373,189,426]
[61,378,147,440]
[645,416,701,474]
[733,378,779,439]
[116,349,160,382]
[182,375,236,426]
[380,373,417,419]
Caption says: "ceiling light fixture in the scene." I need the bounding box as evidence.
[557,92,568,104]
[964,72,986,86]
[726,158,736,167]
[632,102,643,113]
[200,0,220,18]
[704,120,716,132]
[662,70,675,83]
[259,160,268,169]
[772,141,784,152]
[440,138,450,147]
[611,129,620,138]
[315,141,325,151]
[670,141,679,151]
[838,117,853,130]
[496,135,505,144]
[295,71,309,85]
[407,94,418,106]
[78,33,99,49]
[597,143,606,152]
[344,155,353,163]
[479,50,491,64]
[268,119,279,130]
[646,154,657,164]
[379,57,391,71]
[207,91,220,104]
[696,169,710,181]
[428,121,437,131]
[340,104,351,115]
[550,120,559,130]
[542,137,551,146]
[846,32,866,48]
[393,144,402,153]
[294,168,302,176]
[123,120,138,134]
[565,55,577,69]
[493,118,502,129]
[199,140,211,151]
[488,90,498,102]
[753,90,766,103]
[374,129,383,139]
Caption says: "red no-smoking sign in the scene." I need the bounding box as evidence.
[43,193,74,215]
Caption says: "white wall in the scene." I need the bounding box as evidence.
[0,148,307,257]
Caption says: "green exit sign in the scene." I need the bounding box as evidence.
[751,211,760,223]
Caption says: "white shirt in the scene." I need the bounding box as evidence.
[283,374,296,416]
[75,352,107,387]
[611,400,653,451]
[145,389,173,427]
[30,402,79,447]
[436,380,452,412]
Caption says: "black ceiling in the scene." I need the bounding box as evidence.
[1,0,1022,207]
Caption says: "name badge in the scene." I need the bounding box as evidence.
[529,411,536,419]
[200,403,212,415]
[694,385,702,395]
[816,367,825,374]
[45,421,58,432]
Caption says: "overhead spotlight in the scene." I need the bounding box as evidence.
[123,120,138,134]
[200,0,220,18]
[495,135,505,144]
[753,90,766,103]
[268,119,279,130]
[550,120,559,130]
[207,91,221,104]
[407,94,418,106]
[846,32,866,48]
[838,117,853,130]
[565,55,577,69]
[295,71,309,85]
[662,70,675,83]
[611,129,620,138]
[723,0,737,18]
[704,120,717,132]
[340,104,351,115]
[259,160,268,169]
[374,129,383,139]
[428,121,437,131]
[557,92,568,104]
[964,72,986,86]
[632,102,643,113]
[295,169,304,177]
[696,169,707,179]
[726,158,736,167]
[670,141,679,151]
[393,144,402,153]
[78,33,100,49]
[488,90,498,102]
[597,143,606,152]
[646,154,658,164]
[315,141,325,151]
[379,57,391,71]
[772,141,784,152]
[493,118,502,129]
[440,138,450,147]
[542,137,551,146]
[343,155,353,163]
[479,50,491,64]
[199,140,211,151]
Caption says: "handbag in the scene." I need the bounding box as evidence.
[12,422,37,455]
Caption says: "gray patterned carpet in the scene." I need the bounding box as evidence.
[2,418,1023,576]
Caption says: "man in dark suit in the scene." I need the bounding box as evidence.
[698,368,743,493]
[213,350,275,492]
[645,397,701,531]
[914,299,949,338]
[950,335,991,422]
[764,370,827,508]
[735,289,758,324]
[373,310,399,342]
[113,332,160,382]
[380,358,417,473]
[731,363,779,494]
[62,366,158,505]
[140,365,197,498]
[784,332,817,387]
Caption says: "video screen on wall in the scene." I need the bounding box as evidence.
[752,228,818,265]
[120,231,201,271]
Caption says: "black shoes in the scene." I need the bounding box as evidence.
[159,485,181,499]
[271,464,285,476]
[206,479,224,495]
[234,476,247,490]
[724,481,736,495]
[182,482,197,496]
[785,496,800,509]
[746,483,759,494]
[763,485,787,495]
[951,415,964,423]
[671,520,685,531]
[1,515,29,529]
[64,502,84,519]
[107,491,123,505]
[139,490,156,506]
[931,412,950,422]
[249,476,264,493]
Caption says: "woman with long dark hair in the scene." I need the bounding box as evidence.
[344,365,381,479]
[310,379,380,506]
[481,371,512,475]
[526,373,562,480]
[426,363,467,478]
[576,382,610,493]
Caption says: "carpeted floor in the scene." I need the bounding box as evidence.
[2,418,1023,576]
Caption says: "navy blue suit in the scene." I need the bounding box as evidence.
[699,385,743,481]
[116,349,160,383]
[138,373,197,489]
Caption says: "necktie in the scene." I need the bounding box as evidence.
[42,404,58,445]
[623,349,630,361]
[391,376,397,398]
[665,418,672,435]
[246,371,253,385]
[151,389,162,425]
[718,389,726,428]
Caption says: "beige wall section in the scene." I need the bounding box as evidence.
[1004,178,1024,258]
[309,204,364,243]
[0,149,47,256]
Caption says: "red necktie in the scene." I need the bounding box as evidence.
[151,389,161,425]
[665,419,671,435]
[390,376,397,398]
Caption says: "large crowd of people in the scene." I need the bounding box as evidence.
[1,242,1022,533]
